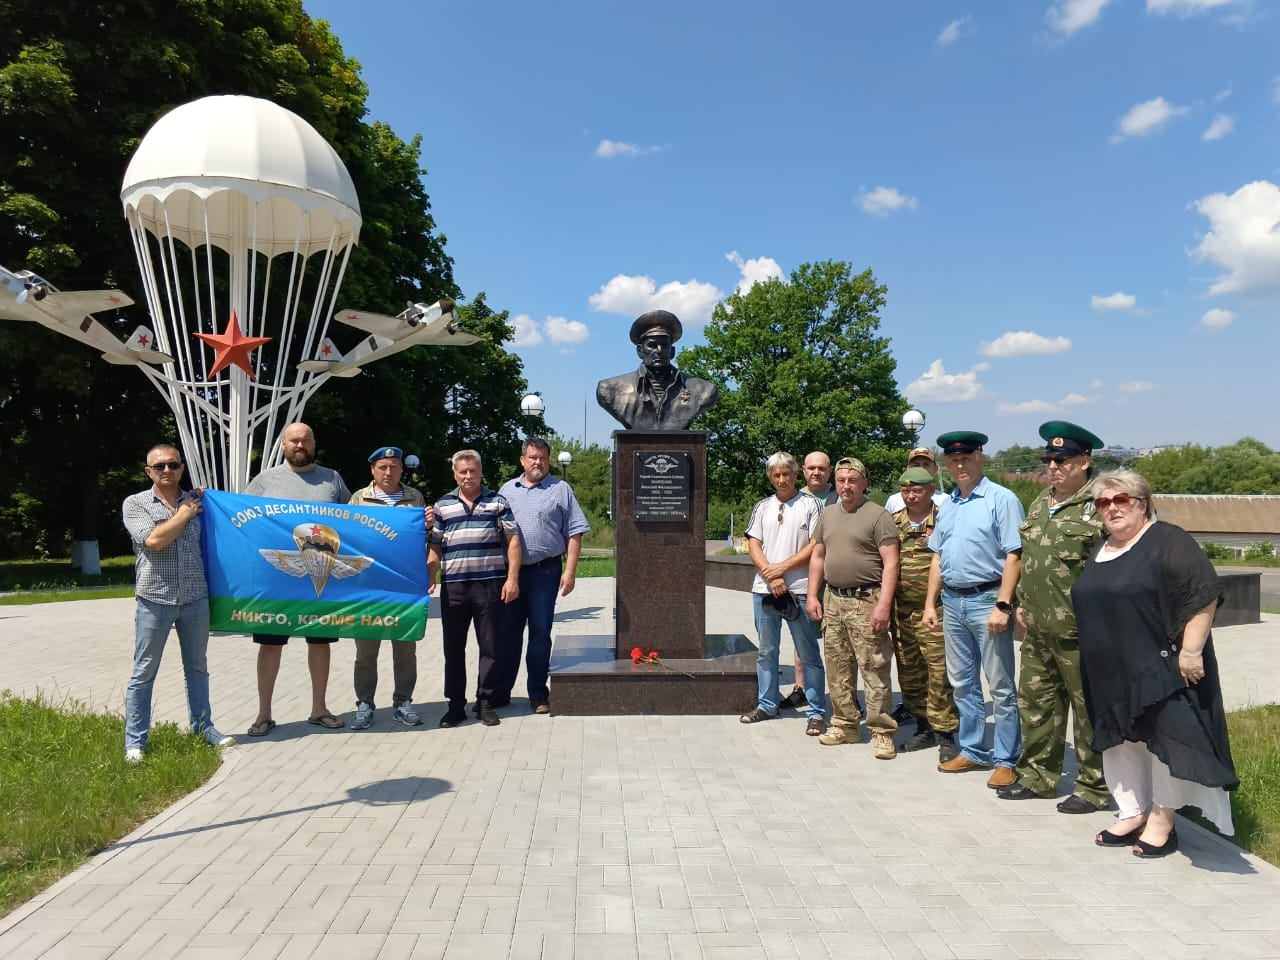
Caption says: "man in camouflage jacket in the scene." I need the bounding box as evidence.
[996,421,1108,813]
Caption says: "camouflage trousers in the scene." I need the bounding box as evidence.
[1015,628,1108,804]
[892,600,958,734]
[822,591,897,736]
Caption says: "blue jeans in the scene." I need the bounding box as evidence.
[126,597,212,751]
[497,560,561,702]
[753,592,826,719]
[941,588,1020,767]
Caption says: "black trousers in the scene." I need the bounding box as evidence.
[440,578,502,709]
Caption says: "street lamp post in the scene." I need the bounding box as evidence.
[557,450,573,479]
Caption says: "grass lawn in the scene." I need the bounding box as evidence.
[575,555,615,578]
[0,695,224,917]
[1203,704,1280,865]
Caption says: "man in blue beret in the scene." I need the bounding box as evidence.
[922,431,1024,787]
[996,421,1109,812]
[347,445,432,730]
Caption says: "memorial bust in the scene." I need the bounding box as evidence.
[596,310,719,430]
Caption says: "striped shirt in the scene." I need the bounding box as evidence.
[430,487,518,582]
[122,488,208,605]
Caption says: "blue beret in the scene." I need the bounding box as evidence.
[368,446,404,463]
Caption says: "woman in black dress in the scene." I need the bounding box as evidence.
[1070,470,1237,858]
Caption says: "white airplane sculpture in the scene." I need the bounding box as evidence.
[0,265,172,366]
[297,298,479,377]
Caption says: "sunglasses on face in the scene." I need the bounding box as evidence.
[1094,493,1140,510]
[1040,455,1078,466]
[148,461,183,471]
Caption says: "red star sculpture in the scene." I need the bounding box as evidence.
[193,311,272,379]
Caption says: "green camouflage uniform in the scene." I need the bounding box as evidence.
[891,504,958,733]
[1014,485,1107,804]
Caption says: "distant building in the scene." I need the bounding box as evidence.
[1153,494,1280,551]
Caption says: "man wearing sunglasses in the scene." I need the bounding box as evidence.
[121,445,234,764]
[995,421,1109,813]
[922,431,1024,787]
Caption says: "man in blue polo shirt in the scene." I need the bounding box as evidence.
[923,431,1024,788]
[429,449,521,728]
[495,437,590,714]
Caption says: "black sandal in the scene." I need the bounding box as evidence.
[1095,822,1146,847]
[739,707,774,724]
[1132,829,1178,858]
[805,716,826,737]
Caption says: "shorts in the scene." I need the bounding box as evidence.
[252,633,338,646]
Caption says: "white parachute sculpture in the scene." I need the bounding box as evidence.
[119,95,472,491]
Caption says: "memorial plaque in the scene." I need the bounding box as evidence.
[633,450,691,521]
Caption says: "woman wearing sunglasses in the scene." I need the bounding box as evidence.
[1070,470,1237,858]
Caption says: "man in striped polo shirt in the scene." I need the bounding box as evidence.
[428,449,521,728]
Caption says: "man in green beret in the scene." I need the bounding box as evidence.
[890,467,960,758]
[923,431,1024,787]
[996,421,1109,812]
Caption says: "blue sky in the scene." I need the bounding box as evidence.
[303,0,1278,455]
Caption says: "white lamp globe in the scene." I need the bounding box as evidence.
[902,410,925,434]
[521,394,545,417]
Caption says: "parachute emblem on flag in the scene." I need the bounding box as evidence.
[258,523,372,598]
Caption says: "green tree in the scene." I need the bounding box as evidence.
[0,0,526,557]
[679,261,914,506]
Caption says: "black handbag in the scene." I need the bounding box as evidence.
[761,591,801,621]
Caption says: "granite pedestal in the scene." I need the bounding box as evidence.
[551,430,756,716]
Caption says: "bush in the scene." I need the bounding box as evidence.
[1202,541,1238,561]
[1243,541,1276,562]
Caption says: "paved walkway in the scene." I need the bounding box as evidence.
[1,581,1278,959]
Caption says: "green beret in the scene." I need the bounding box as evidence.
[898,467,936,486]
[937,430,988,454]
[1038,420,1103,456]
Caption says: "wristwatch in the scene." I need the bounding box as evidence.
[995,600,1015,614]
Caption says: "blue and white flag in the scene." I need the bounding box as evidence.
[200,490,430,641]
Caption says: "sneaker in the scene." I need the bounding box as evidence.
[478,700,501,726]
[872,732,897,760]
[817,726,862,746]
[937,732,959,763]
[201,726,237,748]
[125,748,143,765]
[439,708,467,728]
[352,701,375,730]
[531,699,551,714]
[902,727,936,753]
[890,702,914,725]
[393,703,423,726]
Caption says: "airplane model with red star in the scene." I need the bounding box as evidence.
[297,298,478,377]
[0,264,173,367]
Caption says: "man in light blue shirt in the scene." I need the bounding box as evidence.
[923,431,1024,787]
[495,438,590,714]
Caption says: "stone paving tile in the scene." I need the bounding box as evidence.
[1,586,1278,959]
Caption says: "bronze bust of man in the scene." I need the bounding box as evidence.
[596,310,718,430]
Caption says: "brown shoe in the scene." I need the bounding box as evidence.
[532,699,551,715]
[872,732,896,760]
[986,766,1018,789]
[937,754,991,774]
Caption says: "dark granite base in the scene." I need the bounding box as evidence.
[550,633,758,716]
[1216,572,1261,627]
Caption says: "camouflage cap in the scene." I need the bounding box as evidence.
[1038,420,1103,456]
[898,466,936,486]
[834,456,867,476]
[907,446,936,463]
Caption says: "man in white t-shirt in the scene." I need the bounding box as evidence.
[739,452,827,735]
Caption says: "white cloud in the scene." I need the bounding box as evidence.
[1111,97,1188,142]
[1046,0,1114,36]
[544,316,589,345]
[594,139,666,158]
[725,251,784,296]
[1200,307,1236,329]
[1191,180,1280,297]
[1062,393,1096,406]
[978,331,1072,358]
[905,359,987,403]
[937,16,972,45]
[588,274,725,325]
[973,362,991,372]
[1202,114,1234,141]
[997,399,1060,415]
[1119,380,1159,394]
[510,314,544,347]
[1090,291,1138,312]
[1273,76,1280,104]
[857,185,918,217]
[1147,0,1235,13]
